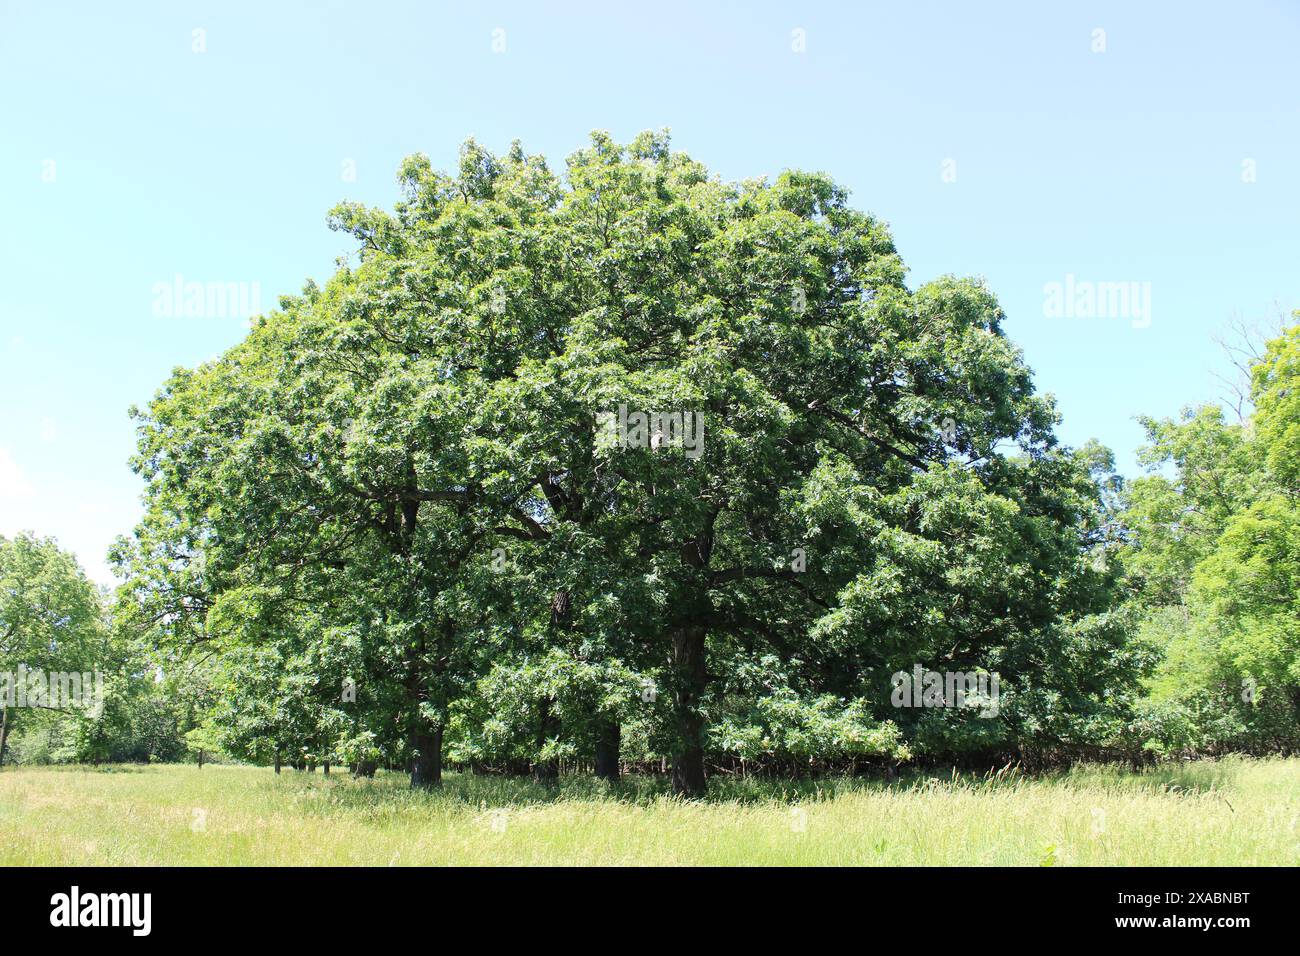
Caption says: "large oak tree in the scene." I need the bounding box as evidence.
[122,132,1127,793]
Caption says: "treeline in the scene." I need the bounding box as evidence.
[0,533,189,767]
[4,133,1297,792]
[1119,322,1300,757]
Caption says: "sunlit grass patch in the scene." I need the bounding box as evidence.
[2,757,1296,865]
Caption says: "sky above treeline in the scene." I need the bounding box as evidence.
[3,0,1298,583]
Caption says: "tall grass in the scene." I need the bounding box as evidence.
[2,757,1296,865]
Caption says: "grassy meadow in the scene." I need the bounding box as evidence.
[2,757,1297,866]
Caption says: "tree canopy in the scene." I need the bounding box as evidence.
[0,533,140,765]
[1120,320,1300,756]
[112,132,1186,793]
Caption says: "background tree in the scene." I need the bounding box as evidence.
[1120,316,1300,756]
[0,533,104,766]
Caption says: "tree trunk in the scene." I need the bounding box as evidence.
[323,761,330,776]
[532,697,560,784]
[409,724,443,789]
[274,749,281,774]
[670,625,708,797]
[0,702,9,768]
[594,717,621,782]
[197,748,204,770]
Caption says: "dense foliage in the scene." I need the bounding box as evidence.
[102,133,1147,795]
[0,533,183,766]
[5,134,1295,793]
[1119,324,1300,757]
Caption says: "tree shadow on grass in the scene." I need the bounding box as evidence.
[1037,757,1248,797]
[281,754,1263,814]
[273,763,1049,811]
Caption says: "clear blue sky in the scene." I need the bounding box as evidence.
[2,1,1297,583]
